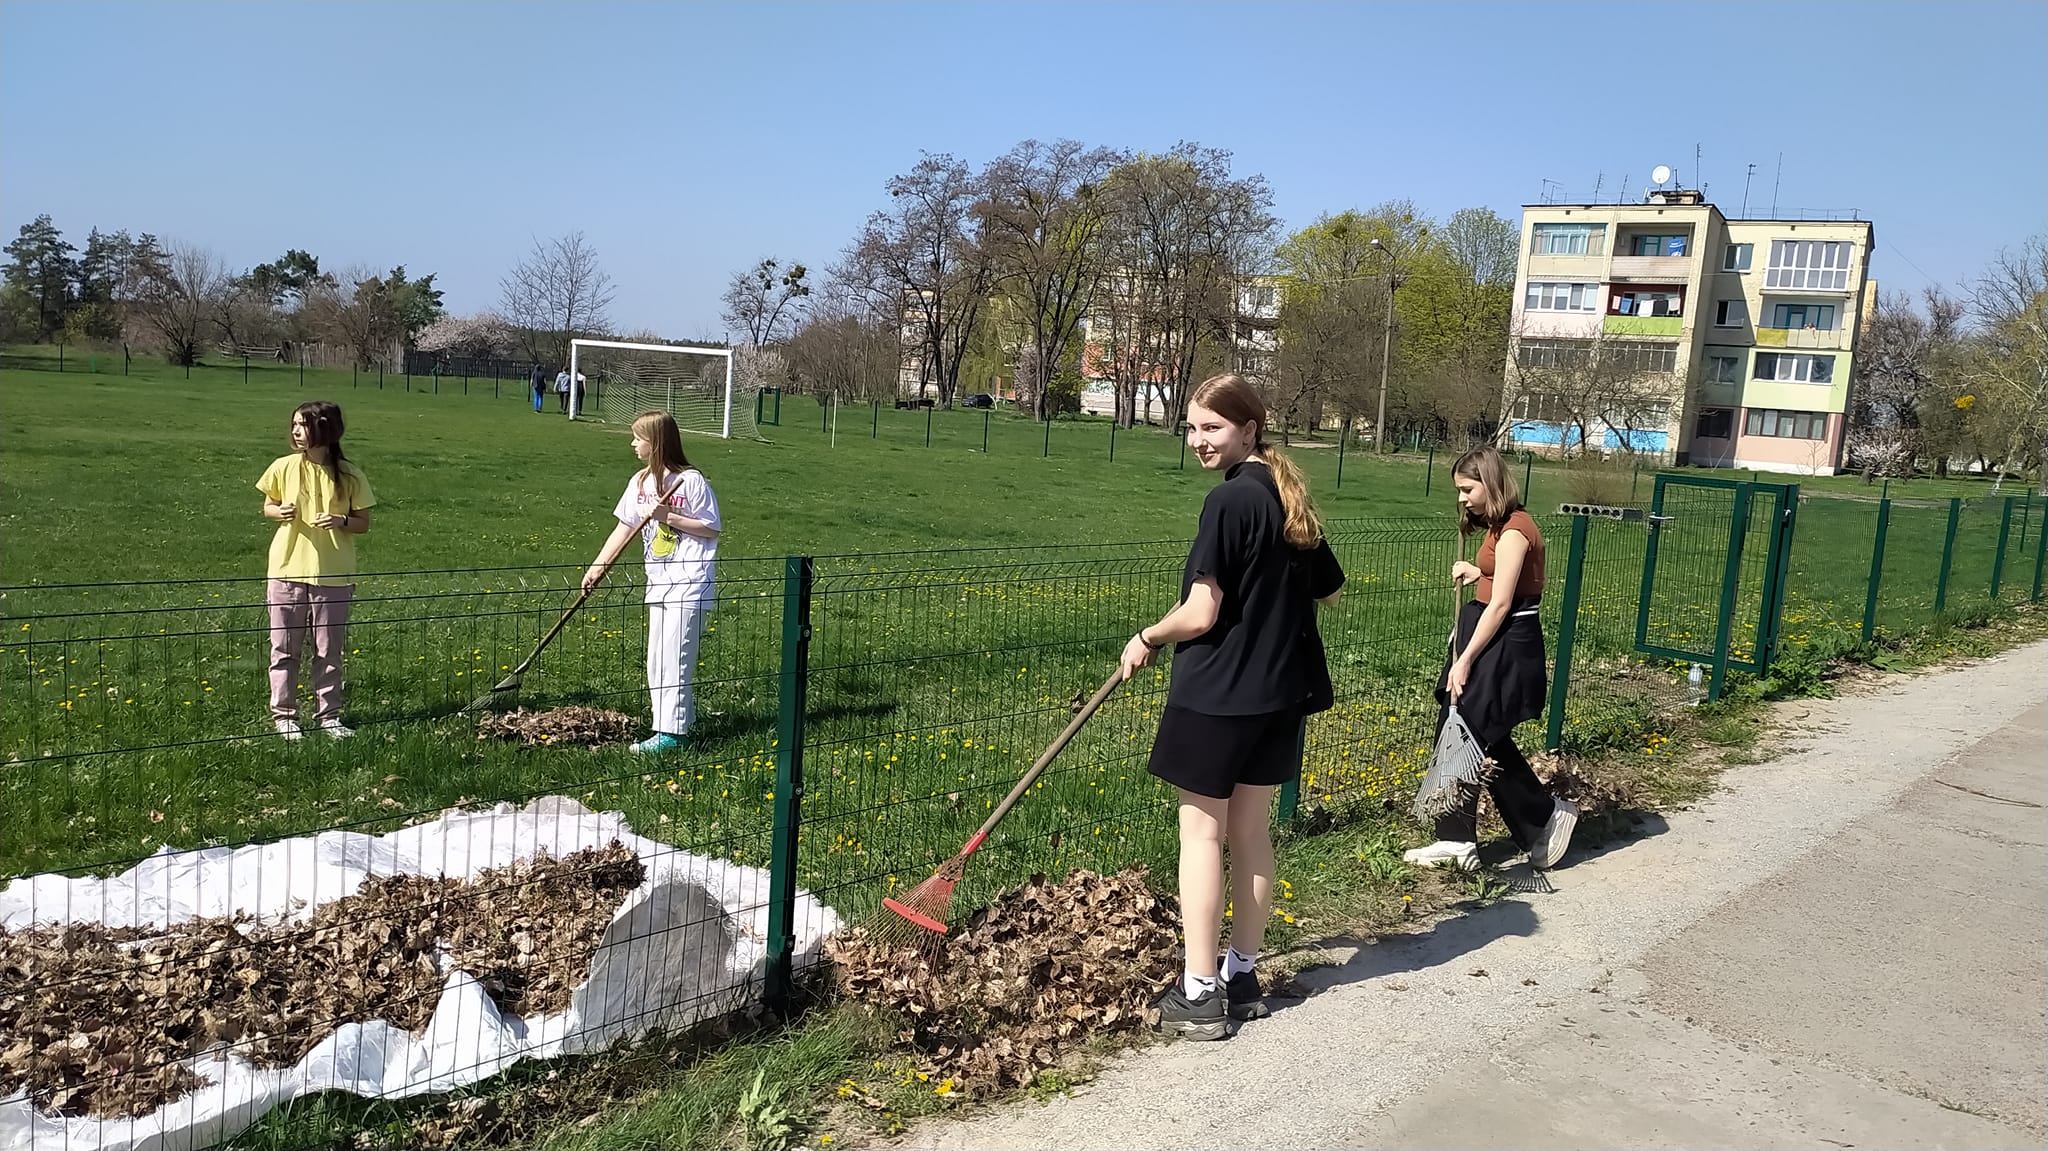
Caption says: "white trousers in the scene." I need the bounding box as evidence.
[647,601,705,736]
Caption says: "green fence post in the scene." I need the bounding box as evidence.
[765,555,814,1014]
[1276,718,1305,828]
[1862,497,1891,643]
[1043,417,1051,458]
[1523,453,1534,502]
[1424,444,1434,497]
[2033,494,2048,600]
[1933,497,1961,617]
[1753,484,1799,678]
[872,399,879,438]
[1336,425,1347,490]
[1545,513,1592,751]
[1707,485,1754,702]
[1990,496,2014,600]
[925,403,933,447]
[298,351,304,388]
[823,399,830,434]
[1109,421,1117,462]
[243,353,250,386]
[1178,429,1186,470]
[981,409,990,452]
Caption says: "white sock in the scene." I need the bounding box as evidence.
[1183,972,1218,998]
[1222,947,1257,979]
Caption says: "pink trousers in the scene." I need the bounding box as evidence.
[267,579,354,722]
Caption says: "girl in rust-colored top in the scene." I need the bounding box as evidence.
[1405,446,1579,871]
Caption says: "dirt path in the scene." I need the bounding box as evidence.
[903,639,2048,1149]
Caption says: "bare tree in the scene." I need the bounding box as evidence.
[125,239,228,366]
[499,232,615,367]
[785,275,899,402]
[1097,144,1277,431]
[983,139,1122,421]
[305,265,404,370]
[843,153,998,408]
[1503,334,1680,461]
[1966,235,2048,492]
[720,257,811,345]
[1846,289,1963,478]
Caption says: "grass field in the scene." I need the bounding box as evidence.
[3,348,2040,887]
[4,346,2044,1147]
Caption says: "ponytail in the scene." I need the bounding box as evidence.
[1258,444,1323,548]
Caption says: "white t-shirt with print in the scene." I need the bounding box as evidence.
[613,469,720,607]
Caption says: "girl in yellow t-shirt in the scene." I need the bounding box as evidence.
[255,401,375,740]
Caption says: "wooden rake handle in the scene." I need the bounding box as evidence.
[509,478,679,680]
[958,667,1125,859]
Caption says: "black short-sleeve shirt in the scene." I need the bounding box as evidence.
[1167,460,1345,716]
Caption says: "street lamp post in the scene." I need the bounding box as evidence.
[1367,237,1408,454]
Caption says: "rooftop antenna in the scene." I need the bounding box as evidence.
[1741,163,1757,217]
[1618,173,1630,203]
[1694,143,1702,191]
[1772,152,1784,216]
[1591,171,1605,204]
[1539,177,1562,204]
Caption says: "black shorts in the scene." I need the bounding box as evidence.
[1147,705,1304,800]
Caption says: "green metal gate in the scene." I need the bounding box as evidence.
[1633,474,1801,701]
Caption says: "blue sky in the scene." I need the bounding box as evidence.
[4,0,2043,336]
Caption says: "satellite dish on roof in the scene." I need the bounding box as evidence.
[1651,164,1674,186]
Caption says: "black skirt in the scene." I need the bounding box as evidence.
[1434,598,1548,750]
[1148,705,1304,800]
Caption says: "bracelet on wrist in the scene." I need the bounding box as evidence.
[1139,630,1164,651]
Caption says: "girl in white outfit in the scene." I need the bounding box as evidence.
[582,411,721,753]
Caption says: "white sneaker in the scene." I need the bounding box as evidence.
[275,719,303,742]
[1530,799,1580,869]
[1403,840,1478,869]
[320,719,355,740]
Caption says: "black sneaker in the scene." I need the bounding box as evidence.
[1152,983,1229,1041]
[1224,970,1269,1021]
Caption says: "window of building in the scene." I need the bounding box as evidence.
[1769,302,1836,330]
[1695,407,1735,439]
[1722,243,1753,272]
[1604,341,1681,374]
[1525,281,1601,312]
[1714,299,1749,327]
[1532,223,1606,256]
[1612,289,1683,317]
[1514,339,1595,370]
[1249,285,1276,311]
[1705,353,1743,384]
[1630,233,1688,257]
[1512,392,1572,423]
[1753,352,1835,383]
[1744,408,1828,439]
[1609,400,1671,429]
[1766,240,1852,290]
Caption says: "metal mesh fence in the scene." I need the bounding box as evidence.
[5,493,2046,1147]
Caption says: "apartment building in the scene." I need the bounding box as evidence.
[1502,189,1875,475]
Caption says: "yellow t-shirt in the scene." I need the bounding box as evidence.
[256,455,376,584]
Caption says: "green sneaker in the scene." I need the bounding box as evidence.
[629,733,683,754]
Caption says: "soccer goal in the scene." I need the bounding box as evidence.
[574,339,757,439]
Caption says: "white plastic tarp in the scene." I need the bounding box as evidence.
[0,796,839,1151]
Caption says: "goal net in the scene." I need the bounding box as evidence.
[575,340,758,439]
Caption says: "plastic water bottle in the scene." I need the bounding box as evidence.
[1685,663,1706,707]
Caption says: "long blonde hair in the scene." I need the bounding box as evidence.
[1452,445,1522,537]
[631,410,695,495]
[1188,373,1323,547]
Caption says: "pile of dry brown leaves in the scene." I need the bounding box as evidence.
[826,868,1179,1093]
[0,844,645,1121]
[475,706,640,747]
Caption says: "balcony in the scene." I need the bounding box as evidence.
[1605,314,1683,337]
[1608,254,1695,281]
[1755,326,1846,350]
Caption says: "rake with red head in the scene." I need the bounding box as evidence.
[879,667,1125,939]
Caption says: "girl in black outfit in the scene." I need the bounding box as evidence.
[1405,446,1578,872]
[1121,374,1344,1040]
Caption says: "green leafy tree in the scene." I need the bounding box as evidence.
[3,214,77,340]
